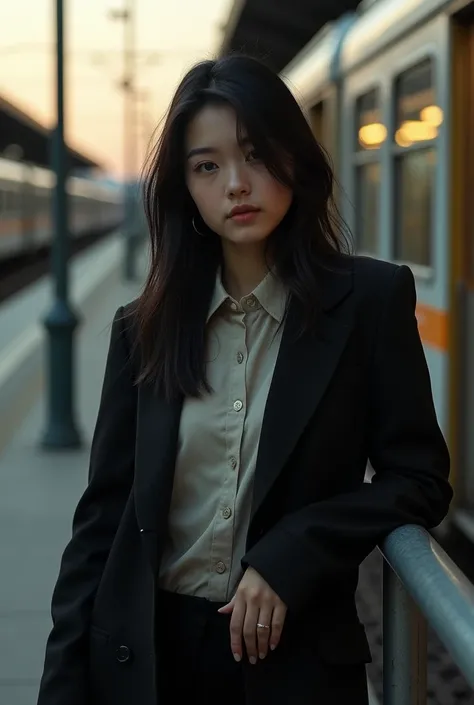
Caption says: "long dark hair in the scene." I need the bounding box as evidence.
[134,54,350,400]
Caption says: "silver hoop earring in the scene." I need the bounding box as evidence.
[192,216,207,237]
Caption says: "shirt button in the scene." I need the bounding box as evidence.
[236,352,244,364]
[215,561,226,574]
[222,507,232,520]
[233,400,243,412]
[230,302,238,311]
[230,457,237,470]
[246,296,256,307]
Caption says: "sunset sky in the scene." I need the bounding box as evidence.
[0,0,233,176]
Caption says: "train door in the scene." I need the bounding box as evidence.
[308,91,343,203]
[451,11,474,531]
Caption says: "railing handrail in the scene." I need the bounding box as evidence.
[380,524,474,689]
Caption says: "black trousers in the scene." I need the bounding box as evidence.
[156,589,245,704]
[155,589,369,705]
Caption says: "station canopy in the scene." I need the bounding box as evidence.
[220,0,362,73]
[0,94,100,171]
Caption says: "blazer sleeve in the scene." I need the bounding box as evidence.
[37,307,137,705]
[242,265,453,614]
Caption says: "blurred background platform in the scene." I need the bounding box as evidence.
[0,233,145,705]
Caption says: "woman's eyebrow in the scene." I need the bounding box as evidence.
[187,138,252,160]
[186,146,218,159]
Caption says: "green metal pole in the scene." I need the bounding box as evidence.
[41,0,81,449]
[122,0,139,282]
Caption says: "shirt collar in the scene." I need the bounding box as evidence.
[207,274,229,322]
[207,269,287,323]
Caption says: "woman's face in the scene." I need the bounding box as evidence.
[185,104,293,248]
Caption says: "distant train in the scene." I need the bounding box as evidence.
[283,0,474,538]
[0,156,123,260]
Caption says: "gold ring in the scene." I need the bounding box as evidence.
[256,623,270,629]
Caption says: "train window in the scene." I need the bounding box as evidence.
[393,59,440,267]
[394,60,437,140]
[353,88,384,254]
[355,162,380,254]
[394,149,435,265]
[356,89,386,151]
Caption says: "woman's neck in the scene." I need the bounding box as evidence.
[221,242,269,300]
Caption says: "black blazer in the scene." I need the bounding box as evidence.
[37,255,452,705]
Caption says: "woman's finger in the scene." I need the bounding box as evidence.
[242,600,259,664]
[217,596,235,614]
[256,607,273,660]
[270,603,287,652]
[229,596,246,662]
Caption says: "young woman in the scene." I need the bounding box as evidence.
[37,54,452,705]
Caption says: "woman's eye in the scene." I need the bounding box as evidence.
[196,161,218,173]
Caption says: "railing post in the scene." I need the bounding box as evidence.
[383,561,428,705]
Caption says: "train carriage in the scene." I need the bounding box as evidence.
[283,0,474,539]
[0,157,122,261]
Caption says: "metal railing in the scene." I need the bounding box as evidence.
[375,524,474,704]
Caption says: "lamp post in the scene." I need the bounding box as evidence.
[41,0,81,449]
[110,0,141,281]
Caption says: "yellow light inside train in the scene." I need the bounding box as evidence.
[395,130,413,148]
[397,120,438,144]
[420,105,443,127]
[358,123,387,149]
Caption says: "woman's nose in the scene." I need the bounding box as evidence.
[226,166,251,197]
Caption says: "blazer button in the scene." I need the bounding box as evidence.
[116,645,131,664]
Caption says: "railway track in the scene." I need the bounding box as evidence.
[0,225,119,305]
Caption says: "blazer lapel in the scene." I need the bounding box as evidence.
[251,257,355,522]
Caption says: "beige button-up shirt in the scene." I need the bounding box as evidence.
[158,270,287,602]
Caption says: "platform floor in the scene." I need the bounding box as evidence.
[0,260,143,705]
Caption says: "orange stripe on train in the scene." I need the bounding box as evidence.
[416,303,448,352]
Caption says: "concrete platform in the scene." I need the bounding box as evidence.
[0,231,137,456]
[0,243,144,705]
